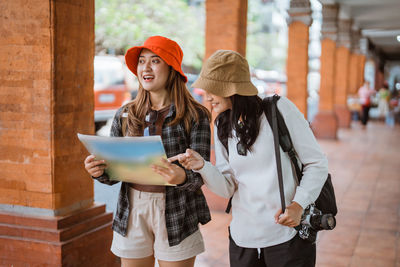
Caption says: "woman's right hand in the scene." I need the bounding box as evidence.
[84,155,107,178]
[168,149,205,171]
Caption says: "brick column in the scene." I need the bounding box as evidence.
[205,0,248,59]
[286,0,312,116]
[334,19,352,128]
[0,1,117,266]
[348,29,362,94]
[204,0,248,211]
[348,55,360,94]
[311,4,338,139]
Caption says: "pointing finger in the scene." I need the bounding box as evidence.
[178,154,187,162]
[168,155,180,162]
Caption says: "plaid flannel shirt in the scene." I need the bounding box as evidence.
[93,103,211,246]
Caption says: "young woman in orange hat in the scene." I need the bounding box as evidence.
[84,36,211,267]
[169,50,329,267]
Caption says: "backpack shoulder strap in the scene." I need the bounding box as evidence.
[262,95,302,181]
[268,94,286,212]
[263,95,291,152]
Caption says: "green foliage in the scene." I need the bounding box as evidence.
[246,0,287,72]
[95,0,205,70]
[95,0,287,72]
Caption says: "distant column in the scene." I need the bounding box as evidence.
[205,0,248,59]
[0,1,117,265]
[348,29,362,94]
[286,0,312,116]
[204,0,248,211]
[334,19,352,128]
[311,3,339,139]
[375,68,384,90]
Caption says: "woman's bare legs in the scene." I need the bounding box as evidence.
[120,256,195,267]
[158,256,196,267]
[121,255,155,267]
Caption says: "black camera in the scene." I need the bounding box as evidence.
[295,204,336,243]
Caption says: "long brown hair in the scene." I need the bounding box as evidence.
[216,95,263,153]
[125,69,210,136]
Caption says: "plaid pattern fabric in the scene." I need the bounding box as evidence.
[92,103,211,246]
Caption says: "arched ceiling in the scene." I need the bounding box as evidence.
[322,0,400,60]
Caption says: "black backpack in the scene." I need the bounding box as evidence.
[224,95,337,217]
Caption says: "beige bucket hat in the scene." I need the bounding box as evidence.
[192,50,258,97]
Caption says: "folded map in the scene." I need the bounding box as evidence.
[77,133,175,186]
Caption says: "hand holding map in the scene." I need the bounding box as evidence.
[78,134,175,186]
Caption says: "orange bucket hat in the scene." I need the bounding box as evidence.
[125,36,188,83]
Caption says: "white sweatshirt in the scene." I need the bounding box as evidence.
[197,96,328,248]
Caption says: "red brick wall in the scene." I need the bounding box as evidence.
[0,1,54,208]
[319,39,336,112]
[0,0,94,212]
[205,0,248,59]
[286,21,309,116]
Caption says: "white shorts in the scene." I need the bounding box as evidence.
[111,188,205,261]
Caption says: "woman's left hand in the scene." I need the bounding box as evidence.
[152,158,187,185]
[274,202,303,227]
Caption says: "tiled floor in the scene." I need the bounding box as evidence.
[195,121,400,267]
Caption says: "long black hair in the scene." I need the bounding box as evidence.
[215,94,264,153]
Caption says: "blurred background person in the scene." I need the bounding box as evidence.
[378,82,390,120]
[358,81,375,128]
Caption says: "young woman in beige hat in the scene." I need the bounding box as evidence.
[84,36,211,267]
[170,50,328,267]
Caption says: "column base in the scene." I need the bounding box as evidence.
[311,111,338,139]
[0,203,119,266]
[335,105,351,128]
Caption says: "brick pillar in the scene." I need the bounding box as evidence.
[348,28,362,94]
[334,19,352,128]
[311,4,338,139]
[348,53,360,94]
[205,0,248,59]
[204,0,248,211]
[286,0,312,116]
[0,1,117,266]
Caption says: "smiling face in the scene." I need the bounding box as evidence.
[137,49,170,93]
[205,91,232,114]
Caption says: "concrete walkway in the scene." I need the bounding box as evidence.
[196,120,400,267]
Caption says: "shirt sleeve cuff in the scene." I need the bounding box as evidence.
[292,189,313,209]
[192,159,206,173]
